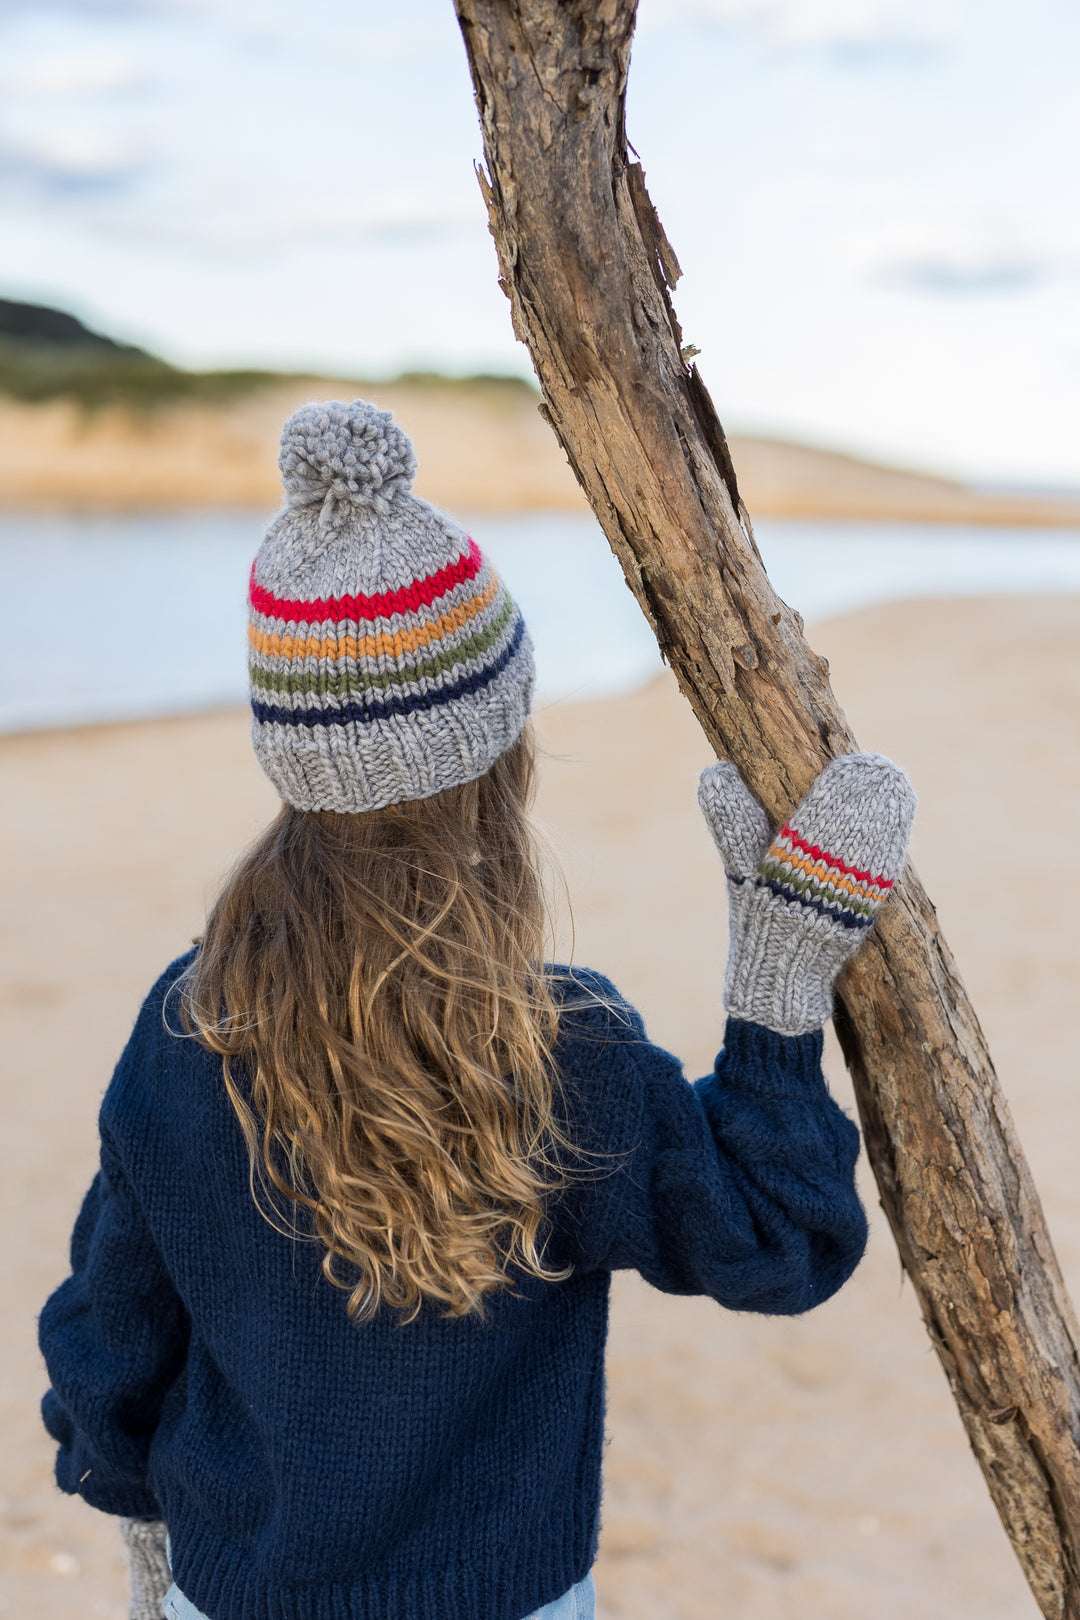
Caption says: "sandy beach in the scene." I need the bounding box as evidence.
[3,591,1078,1620]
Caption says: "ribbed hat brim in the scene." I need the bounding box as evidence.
[251,618,535,813]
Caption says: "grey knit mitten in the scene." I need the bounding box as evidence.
[118,1518,171,1620]
[698,753,916,1036]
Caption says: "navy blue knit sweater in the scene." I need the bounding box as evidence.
[39,954,867,1620]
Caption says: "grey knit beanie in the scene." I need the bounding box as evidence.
[248,399,535,813]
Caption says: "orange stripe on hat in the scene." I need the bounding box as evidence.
[249,575,501,663]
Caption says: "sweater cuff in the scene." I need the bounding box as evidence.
[717,1016,828,1100]
[45,1392,162,1520]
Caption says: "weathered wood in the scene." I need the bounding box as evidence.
[453,3,1080,1613]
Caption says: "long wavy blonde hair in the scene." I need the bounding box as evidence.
[180,727,575,1323]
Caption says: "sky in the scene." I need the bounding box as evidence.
[1,0,1078,488]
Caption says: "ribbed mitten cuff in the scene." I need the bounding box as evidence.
[724,877,857,1033]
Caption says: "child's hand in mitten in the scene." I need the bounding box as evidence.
[118,1518,171,1620]
[697,753,916,1036]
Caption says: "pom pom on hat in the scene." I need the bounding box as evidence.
[278,398,418,527]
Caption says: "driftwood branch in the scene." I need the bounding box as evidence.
[453,3,1080,1614]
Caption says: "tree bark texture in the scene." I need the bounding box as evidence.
[453,4,1080,1614]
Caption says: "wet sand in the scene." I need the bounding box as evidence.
[2,593,1077,1619]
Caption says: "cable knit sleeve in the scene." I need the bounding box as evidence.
[38,1118,189,1518]
[555,978,868,1314]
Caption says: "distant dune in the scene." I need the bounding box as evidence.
[2,376,1079,525]
[727,434,1080,527]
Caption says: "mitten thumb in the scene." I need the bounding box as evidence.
[698,761,773,878]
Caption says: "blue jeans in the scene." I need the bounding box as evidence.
[162,1571,595,1620]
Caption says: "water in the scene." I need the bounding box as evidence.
[2,509,1079,733]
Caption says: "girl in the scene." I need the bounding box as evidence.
[39,399,915,1620]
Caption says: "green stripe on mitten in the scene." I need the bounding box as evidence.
[698,753,916,1036]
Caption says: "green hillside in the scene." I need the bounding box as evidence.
[0,298,534,410]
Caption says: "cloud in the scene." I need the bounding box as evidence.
[637,0,955,57]
[7,186,480,255]
[280,197,478,246]
[0,0,199,14]
[849,221,1077,299]
[0,127,143,192]
[882,256,1047,296]
[6,51,144,95]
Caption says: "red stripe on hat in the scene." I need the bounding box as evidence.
[249,537,483,625]
[779,823,893,889]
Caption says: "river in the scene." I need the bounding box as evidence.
[3,510,1079,732]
